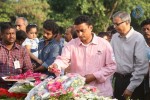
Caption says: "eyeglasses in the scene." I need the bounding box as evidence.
[113,21,126,27]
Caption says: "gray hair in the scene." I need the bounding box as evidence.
[15,17,28,26]
[112,11,131,23]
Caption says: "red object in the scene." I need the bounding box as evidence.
[0,88,26,99]
[5,70,46,80]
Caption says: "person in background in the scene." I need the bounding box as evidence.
[55,26,65,54]
[48,15,116,97]
[34,19,61,77]
[64,25,77,42]
[0,22,33,88]
[63,26,78,74]
[0,22,4,41]
[107,25,117,41]
[111,11,149,100]
[98,32,111,42]
[141,19,150,46]
[107,25,117,35]
[0,22,10,41]
[141,18,150,100]
[16,30,27,45]
[22,24,42,68]
[15,17,28,32]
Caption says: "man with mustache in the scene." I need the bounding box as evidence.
[141,18,150,100]
[34,20,61,77]
[0,22,33,88]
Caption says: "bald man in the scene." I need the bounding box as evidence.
[15,17,28,32]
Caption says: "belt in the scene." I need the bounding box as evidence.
[114,72,132,78]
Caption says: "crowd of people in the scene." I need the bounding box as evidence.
[0,11,150,100]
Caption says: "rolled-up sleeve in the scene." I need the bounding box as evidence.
[127,39,149,92]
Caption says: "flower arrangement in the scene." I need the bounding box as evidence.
[25,73,116,100]
[25,73,85,100]
[47,73,85,97]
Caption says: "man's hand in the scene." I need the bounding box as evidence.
[123,89,132,99]
[84,74,96,84]
[48,63,61,76]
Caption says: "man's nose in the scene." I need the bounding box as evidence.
[78,31,83,36]
[16,26,20,30]
[145,29,149,33]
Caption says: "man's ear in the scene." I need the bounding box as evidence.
[89,25,93,31]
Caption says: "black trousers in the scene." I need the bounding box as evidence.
[143,73,150,100]
[145,90,150,100]
[113,73,145,100]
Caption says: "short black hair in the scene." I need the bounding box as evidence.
[74,15,92,25]
[43,19,59,35]
[26,24,38,33]
[16,30,27,41]
[1,22,16,33]
[98,32,110,38]
[107,25,117,35]
[141,18,150,27]
[58,26,65,35]
[70,26,77,39]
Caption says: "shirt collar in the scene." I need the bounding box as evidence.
[43,38,55,44]
[0,41,20,50]
[76,33,98,46]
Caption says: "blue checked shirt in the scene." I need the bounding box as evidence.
[38,39,61,68]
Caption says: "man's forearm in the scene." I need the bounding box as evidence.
[34,66,47,72]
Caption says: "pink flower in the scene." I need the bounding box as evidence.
[91,87,97,92]
[67,87,74,92]
[47,82,62,92]
[34,80,41,86]
[51,67,61,75]
[62,90,67,94]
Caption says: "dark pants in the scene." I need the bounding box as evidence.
[113,73,145,100]
[144,73,150,100]
[145,90,150,100]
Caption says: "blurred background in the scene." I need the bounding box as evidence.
[0,0,150,37]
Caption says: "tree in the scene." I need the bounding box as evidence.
[48,0,150,33]
[0,0,50,36]
[0,0,149,33]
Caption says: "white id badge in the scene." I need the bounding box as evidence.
[14,60,20,69]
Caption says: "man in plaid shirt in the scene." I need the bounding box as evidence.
[0,22,33,88]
